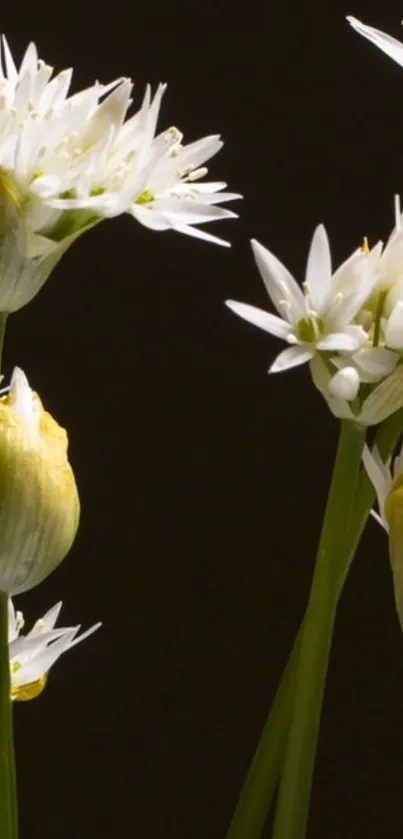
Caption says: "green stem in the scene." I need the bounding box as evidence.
[0,313,17,839]
[0,592,16,839]
[226,408,403,839]
[271,421,365,839]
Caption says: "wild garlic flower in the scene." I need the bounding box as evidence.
[9,598,100,701]
[0,36,239,312]
[0,367,79,593]
[226,225,379,374]
[363,442,403,630]
[226,210,403,425]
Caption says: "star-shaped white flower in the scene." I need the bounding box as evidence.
[8,598,101,701]
[226,225,379,373]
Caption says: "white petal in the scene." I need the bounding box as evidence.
[385,301,403,349]
[316,332,360,352]
[250,239,305,322]
[9,368,40,438]
[328,367,360,401]
[370,508,388,531]
[347,16,403,68]
[269,345,313,373]
[225,300,291,338]
[305,224,332,314]
[28,602,63,635]
[354,347,398,378]
[362,444,391,522]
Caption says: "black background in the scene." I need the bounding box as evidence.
[1,0,403,837]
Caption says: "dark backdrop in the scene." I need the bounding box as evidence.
[1,0,403,837]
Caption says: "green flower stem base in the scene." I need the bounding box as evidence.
[226,409,403,839]
[0,591,17,839]
[0,313,18,839]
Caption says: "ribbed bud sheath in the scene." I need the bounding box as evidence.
[385,475,403,630]
[0,393,79,593]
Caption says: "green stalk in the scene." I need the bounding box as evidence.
[0,312,17,839]
[226,408,403,839]
[271,421,365,839]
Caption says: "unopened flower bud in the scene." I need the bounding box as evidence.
[0,367,79,593]
[385,475,403,631]
[328,367,360,402]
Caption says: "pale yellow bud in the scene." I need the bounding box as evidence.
[0,368,79,593]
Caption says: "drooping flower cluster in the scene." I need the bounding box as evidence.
[8,598,100,701]
[0,35,239,311]
[226,202,403,425]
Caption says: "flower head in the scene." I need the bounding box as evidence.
[0,36,240,311]
[226,226,378,374]
[226,210,403,425]
[0,367,79,593]
[8,598,101,701]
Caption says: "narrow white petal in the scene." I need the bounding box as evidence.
[168,221,231,247]
[269,345,313,373]
[1,36,17,80]
[362,444,391,519]
[347,16,403,68]
[370,508,388,531]
[250,239,305,322]
[225,301,291,338]
[305,224,332,314]
[67,622,102,650]
[385,301,403,349]
[28,602,63,635]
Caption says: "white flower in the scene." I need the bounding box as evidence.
[0,37,240,311]
[347,16,403,68]
[8,598,101,701]
[226,225,378,373]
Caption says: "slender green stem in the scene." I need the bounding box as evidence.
[226,408,403,839]
[270,421,365,839]
[0,313,17,839]
[0,592,16,839]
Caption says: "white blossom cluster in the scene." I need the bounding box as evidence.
[226,18,403,427]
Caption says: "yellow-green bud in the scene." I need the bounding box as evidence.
[385,475,403,630]
[0,368,79,593]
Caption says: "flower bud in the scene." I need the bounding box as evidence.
[328,367,360,402]
[385,476,403,631]
[0,367,79,593]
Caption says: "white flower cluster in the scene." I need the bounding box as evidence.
[226,17,403,426]
[8,598,100,701]
[0,36,238,242]
[227,207,403,424]
[0,36,239,311]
